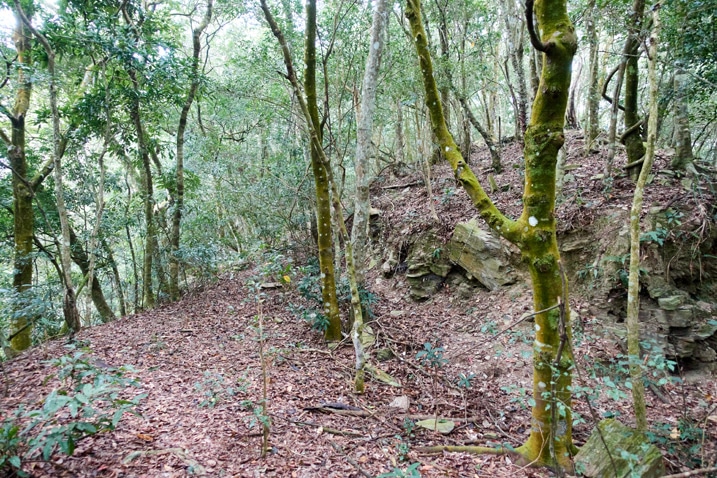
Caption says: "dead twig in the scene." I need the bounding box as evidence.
[328,440,373,478]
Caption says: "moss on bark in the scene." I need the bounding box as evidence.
[407,0,577,469]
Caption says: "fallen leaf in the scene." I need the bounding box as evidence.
[416,418,455,434]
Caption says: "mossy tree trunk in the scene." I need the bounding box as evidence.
[585,0,600,152]
[260,0,369,389]
[407,0,577,469]
[6,8,34,351]
[260,0,341,341]
[672,60,693,170]
[16,0,82,333]
[170,0,213,301]
[305,0,342,341]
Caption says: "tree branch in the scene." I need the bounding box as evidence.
[525,0,549,52]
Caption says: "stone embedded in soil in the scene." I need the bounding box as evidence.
[446,219,516,291]
[574,419,665,478]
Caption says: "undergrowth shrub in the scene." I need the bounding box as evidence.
[0,346,146,476]
[290,259,378,332]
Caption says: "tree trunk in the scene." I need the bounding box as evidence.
[7,9,34,351]
[351,0,386,285]
[407,0,577,468]
[128,71,156,310]
[585,0,600,152]
[626,6,660,433]
[16,2,81,333]
[672,61,693,169]
[622,0,647,178]
[170,0,213,301]
[303,0,342,341]
[395,98,406,166]
[70,227,115,322]
[102,237,127,317]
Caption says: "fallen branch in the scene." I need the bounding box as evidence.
[415,444,510,455]
[381,180,423,190]
[304,403,371,417]
[662,468,717,478]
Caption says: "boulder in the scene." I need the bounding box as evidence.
[446,219,516,291]
[574,419,665,478]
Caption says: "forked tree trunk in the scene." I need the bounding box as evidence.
[70,227,115,322]
[407,0,577,468]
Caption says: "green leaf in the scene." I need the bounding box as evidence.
[76,422,97,434]
[42,440,54,461]
[9,455,22,468]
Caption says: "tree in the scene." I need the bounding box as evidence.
[406,0,577,469]
[260,0,342,341]
[351,0,386,285]
[15,0,82,334]
[625,0,661,435]
[170,0,214,301]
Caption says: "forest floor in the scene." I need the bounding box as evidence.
[2,132,717,477]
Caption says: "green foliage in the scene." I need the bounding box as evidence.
[456,372,476,389]
[377,462,421,478]
[0,348,145,476]
[292,258,378,332]
[240,399,271,431]
[415,342,447,369]
[0,285,68,358]
[640,229,667,246]
[647,418,706,469]
[194,371,245,408]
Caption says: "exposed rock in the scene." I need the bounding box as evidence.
[574,419,665,478]
[407,273,444,300]
[658,295,683,310]
[446,219,516,291]
[388,395,410,412]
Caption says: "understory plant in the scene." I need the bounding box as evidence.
[0,347,145,476]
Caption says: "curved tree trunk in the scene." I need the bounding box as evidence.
[70,227,115,322]
[407,0,577,468]
[170,0,213,300]
[16,1,81,333]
